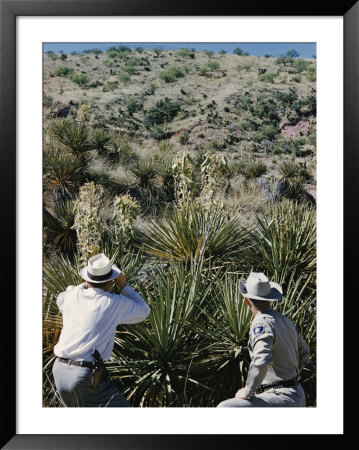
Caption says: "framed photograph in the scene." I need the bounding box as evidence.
[1,0,356,448]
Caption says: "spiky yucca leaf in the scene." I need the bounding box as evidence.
[142,204,251,264]
[110,260,214,407]
[249,200,316,287]
[50,119,93,155]
[43,150,84,201]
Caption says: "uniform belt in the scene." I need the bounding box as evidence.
[57,357,94,369]
[258,377,300,393]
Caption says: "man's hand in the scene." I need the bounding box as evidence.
[114,271,127,290]
[235,388,248,400]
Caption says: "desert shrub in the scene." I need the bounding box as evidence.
[275,56,294,67]
[233,47,245,55]
[107,50,119,58]
[198,65,210,77]
[207,61,220,71]
[153,47,162,56]
[118,71,131,82]
[158,140,173,153]
[103,59,113,67]
[236,64,253,72]
[43,95,53,107]
[46,51,59,61]
[176,48,195,58]
[146,83,157,95]
[110,134,138,165]
[144,98,180,129]
[179,130,191,145]
[123,64,138,74]
[205,50,215,58]
[159,66,185,83]
[104,81,118,92]
[258,72,279,83]
[70,73,89,86]
[135,46,144,53]
[291,76,301,83]
[55,66,74,77]
[150,125,167,141]
[293,59,310,73]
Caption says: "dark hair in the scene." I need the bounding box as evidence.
[251,298,272,310]
[87,280,112,290]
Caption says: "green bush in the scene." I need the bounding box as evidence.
[258,72,278,83]
[70,73,89,86]
[55,66,74,77]
[159,66,185,83]
[118,71,131,82]
[144,98,180,129]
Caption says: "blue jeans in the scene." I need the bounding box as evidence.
[52,358,130,407]
[217,384,306,407]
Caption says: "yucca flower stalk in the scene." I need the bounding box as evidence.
[108,193,139,251]
[73,181,105,265]
[172,152,197,210]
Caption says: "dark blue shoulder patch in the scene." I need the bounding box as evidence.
[253,325,264,336]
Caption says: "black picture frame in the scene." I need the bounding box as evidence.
[1,0,355,448]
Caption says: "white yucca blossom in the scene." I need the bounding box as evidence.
[75,104,88,126]
[198,152,225,213]
[172,152,196,210]
[73,181,104,265]
[110,193,139,246]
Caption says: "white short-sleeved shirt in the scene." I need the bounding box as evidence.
[54,283,150,361]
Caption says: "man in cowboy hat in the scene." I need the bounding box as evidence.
[52,253,150,407]
[217,272,310,407]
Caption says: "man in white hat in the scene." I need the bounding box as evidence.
[52,253,151,407]
[217,272,310,407]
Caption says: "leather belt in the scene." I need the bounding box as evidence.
[258,377,300,393]
[57,357,94,369]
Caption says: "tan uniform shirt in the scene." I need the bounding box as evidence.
[243,308,310,399]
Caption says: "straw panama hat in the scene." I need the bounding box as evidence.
[239,272,282,301]
[80,253,121,283]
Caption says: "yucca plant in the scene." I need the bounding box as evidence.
[131,159,158,188]
[50,119,93,156]
[248,200,316,288]
[190,272,252,406]
[278,160,299,180]
[110,135,138,165]
[91,129,111,155]
[141,203,252,265]
[276,272,317,406]
[109,260,214,407]
[43,150,85,202]
[43,200,77,255]
[241,160,267,179]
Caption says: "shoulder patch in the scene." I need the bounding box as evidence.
[253,325,264,336]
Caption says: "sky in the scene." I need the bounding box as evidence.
[43,42,316,58]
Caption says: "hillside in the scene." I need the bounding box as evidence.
[43,47,317,222]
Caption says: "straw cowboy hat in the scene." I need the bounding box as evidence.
[80,253,121,283]
[239,272,282,301]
